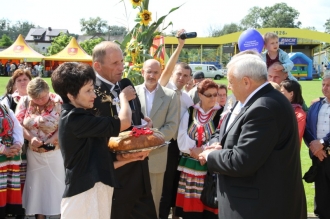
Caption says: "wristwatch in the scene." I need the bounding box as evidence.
[320,139,325,146]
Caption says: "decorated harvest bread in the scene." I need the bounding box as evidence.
[108,127,165,152]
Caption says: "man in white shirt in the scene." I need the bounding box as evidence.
[135,59,180,217]
[304,72,330,218]
[158,62,193,219]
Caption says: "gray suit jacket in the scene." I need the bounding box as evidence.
[188,86,199,105]
[135,84,180,173]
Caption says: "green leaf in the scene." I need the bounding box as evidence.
[168,5,182,13]
[162,21,173,31]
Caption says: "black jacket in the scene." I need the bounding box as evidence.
[92,78,152,201]
[59,103,120,198]
[208,84,307,219]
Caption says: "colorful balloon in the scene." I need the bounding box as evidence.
[238,29,264,53]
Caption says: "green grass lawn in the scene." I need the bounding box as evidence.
[0,76,324,213]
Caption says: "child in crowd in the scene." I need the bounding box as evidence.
[261,32,297,81]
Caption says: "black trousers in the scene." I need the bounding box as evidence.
[314,156,330,219]
[159,139,181,219]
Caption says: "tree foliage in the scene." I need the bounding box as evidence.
[109,25,127,36]
[240,3,301,29]
[240,6,263,29]
[260,3,301,28]
[325,18,330,33]
[0,19,36,41]
[46,32,72,56]
[80,37,104,55]
[0,34,13,46]
[210,23,242,37]
[211,3,301,38]
[80,17,108,35]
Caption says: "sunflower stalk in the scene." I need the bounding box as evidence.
[117,0,181,85]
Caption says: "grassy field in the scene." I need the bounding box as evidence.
[0,76,324,213]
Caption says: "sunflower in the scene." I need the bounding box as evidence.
[130,0,143,7]
[139,10,152,26]
[154,57,165,70]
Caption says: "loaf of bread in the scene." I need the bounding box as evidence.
[108,127,165,152]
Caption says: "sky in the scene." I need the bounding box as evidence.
[1,0,329,36]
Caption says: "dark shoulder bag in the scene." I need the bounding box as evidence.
[200,171,218,208]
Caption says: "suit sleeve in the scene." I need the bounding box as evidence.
[303,106,317,146]
[158,91,180,141]
[207,106,279,177]
[68,109,121,139]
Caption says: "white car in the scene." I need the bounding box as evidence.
[189,64,224,80]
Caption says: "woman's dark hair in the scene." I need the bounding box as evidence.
[280,79,304,105]
[5,78,15,95]
[51,62,96,103]
[197,79,218,94]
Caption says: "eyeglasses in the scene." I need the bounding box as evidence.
[202,93,218,98]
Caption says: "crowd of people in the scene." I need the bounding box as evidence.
[0,61,44,77]
[0,30,328,219]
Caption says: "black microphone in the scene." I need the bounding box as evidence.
[118,78,136,112]
[177,32,197,40]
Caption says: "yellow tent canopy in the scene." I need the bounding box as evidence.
[44,37,92,62]
[0,34,44,61]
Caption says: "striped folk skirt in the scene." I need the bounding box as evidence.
[0,154,24,217]
[175,155,218,218]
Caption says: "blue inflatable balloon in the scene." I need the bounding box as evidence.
[238,29,264,53]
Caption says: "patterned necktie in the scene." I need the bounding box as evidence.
[112,84,121,98]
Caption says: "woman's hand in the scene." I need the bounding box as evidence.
[190,147,203,160]
[3,144,20,157]
[30,137,43,149]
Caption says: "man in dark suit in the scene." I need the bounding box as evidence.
[199,53,307,219]
[91,41,157,219]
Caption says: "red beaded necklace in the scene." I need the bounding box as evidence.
[197,109,214,124]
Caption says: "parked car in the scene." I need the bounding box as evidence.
[189,64,224,80]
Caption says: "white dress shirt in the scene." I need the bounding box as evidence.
[142,83,159,117]
[317,98,330,139]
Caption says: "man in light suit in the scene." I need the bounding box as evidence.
[135,59,180,216]
[199,53,307,219]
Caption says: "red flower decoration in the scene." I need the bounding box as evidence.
[129,127,153,137]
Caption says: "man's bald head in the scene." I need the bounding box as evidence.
[142,59,162,91]
[143,59,161,69]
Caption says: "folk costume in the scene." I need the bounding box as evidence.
[0,104,24,218]
[175,104,222,218]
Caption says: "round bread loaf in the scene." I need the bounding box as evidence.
[108,128,165,152]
